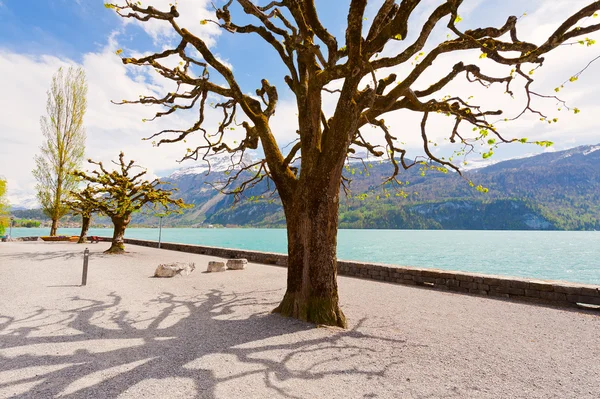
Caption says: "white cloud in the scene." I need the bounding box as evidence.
[0,0,231,207]
[0,35,235,207]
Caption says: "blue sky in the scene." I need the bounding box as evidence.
[1,0,600,207]
[0,1,119,59]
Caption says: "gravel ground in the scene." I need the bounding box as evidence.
[0,241,598,399]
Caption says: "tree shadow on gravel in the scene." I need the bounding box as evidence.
[0,289,410,399]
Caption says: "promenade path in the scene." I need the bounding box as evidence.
[0,241,598,398]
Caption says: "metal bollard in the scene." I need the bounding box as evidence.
[81,248,89,286]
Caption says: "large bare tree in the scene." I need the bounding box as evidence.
[33,66,87,236]
[107,0,600,327]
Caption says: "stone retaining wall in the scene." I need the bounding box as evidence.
[106,237,600,309]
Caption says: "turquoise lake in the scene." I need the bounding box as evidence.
[6,227,600,285]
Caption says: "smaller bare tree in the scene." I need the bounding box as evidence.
[66,187,99,243]
[74,152,190,253]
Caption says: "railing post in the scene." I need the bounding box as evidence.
[81,248,89,286]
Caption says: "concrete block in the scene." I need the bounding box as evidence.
[227,259,247,270]
[207,261,226,273]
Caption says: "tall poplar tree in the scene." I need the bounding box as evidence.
[33,66,87,236]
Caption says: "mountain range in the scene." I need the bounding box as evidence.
[12,144,600,230]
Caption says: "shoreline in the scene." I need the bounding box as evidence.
[6,228,600,286]
[114,237,600,311]
[11,236,600,310]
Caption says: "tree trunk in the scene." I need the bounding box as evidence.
[78,215,91,244]
[267,75,360,328]
[106,216,130,254]
[50,218,58,236]
[273,174,347,328]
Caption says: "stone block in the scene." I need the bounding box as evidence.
[154,262,196,278]
[509,295,534,303]
[483,277,502,286]
[552,283,582,295]
[540,292,567,302]
[460,281,478,289]
[508,288,525,296]
[510,280,529,289]
[469,289,488,295]
[448,286,469,293]
[489,292,510,298]
[206,261,226,273]
[399,280,416,286]
[227,258,248,270]
[496,279,512,287]
[579,287,600,297]
[528,282,554,292]
[524,289,541,298]
[490,286,509,294]
[455,274,474,282]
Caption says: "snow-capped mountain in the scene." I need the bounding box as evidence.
[169,154,257,178]
[7,193,39,210]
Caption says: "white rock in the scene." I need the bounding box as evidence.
[154,262,196,278]
[206,261,226,273]
[227,259,247,270]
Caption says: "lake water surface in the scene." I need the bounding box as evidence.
[7,227,600,285]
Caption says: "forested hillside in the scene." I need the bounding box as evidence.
[14,144,600,230]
